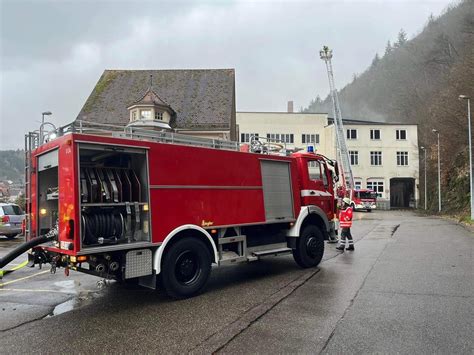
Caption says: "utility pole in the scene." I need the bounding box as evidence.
[459,95,473,220]
[432,129,441,212]
[421,146,427,210]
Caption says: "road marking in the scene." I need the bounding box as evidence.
[0,270,50,287]
[0,287,96,294]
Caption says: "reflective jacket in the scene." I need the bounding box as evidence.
[339,206,353,228]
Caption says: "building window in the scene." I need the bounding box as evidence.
[140,109,151,119]
[354,180,362,190]
[397,151,409,166]
[347,129,357,140]
[132,111,137,121]
[370,151,382,166]
[302,134,319,144]
[367,180,384,197]
[267,133,294,143]
[349,151,359,166]
[155,111,163,120]
[370,129,380,140]
[241,133,259,143]
[396,129,407,140]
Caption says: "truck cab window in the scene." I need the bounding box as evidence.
[308,160,322,181]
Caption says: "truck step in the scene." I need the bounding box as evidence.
[251,247,292,258]
[219,251,247,265]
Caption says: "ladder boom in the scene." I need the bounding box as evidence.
[320,46,354,193]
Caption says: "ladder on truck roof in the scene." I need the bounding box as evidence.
[34,120,242,152]
[320,46,354,193]
[24,131,39,237]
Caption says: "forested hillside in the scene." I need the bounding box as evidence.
[0,150,24,182]
[305,0,474,216]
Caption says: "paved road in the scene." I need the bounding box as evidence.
[0,211,472,354]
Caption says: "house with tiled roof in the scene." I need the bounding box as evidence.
[77,69,237,140]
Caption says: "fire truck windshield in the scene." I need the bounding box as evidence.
[358,191,377,199]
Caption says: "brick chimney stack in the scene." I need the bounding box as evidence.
[287,101,294,113]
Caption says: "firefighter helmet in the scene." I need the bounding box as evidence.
[343,197,351,205]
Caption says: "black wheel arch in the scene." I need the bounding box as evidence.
[161,228,217,267]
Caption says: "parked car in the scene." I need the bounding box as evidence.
[0,203,25,239]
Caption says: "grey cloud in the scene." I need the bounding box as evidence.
[0,0,453,149]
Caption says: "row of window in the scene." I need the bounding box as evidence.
[131,110,164,121]
[240,133,320,144]
[349,151,409,166]
[347,129,407,140]
[241,129,407,144]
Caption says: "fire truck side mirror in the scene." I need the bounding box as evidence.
[333,161,340,182]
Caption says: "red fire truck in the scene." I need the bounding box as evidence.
[3,121,339,298]
[351,189,377,212]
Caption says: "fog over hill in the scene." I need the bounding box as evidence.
[305,0,474,214]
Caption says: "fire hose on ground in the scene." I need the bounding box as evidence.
[0,229,58,276]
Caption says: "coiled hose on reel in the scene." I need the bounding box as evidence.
[81,212,125,246]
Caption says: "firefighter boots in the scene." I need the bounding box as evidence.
[346,245,355,251]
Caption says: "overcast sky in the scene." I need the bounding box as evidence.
[0,0,454,149]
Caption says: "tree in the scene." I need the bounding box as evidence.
[394,29,408,48]
[371,53,380,67]
[385,41,393,56]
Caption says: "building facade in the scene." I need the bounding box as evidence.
[237,111,419,209]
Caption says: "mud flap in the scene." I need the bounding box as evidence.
[138,273,156,290]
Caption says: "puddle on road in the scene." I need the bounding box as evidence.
[44,280,103,318]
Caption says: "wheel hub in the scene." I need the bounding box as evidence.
[175,251,200,285]
[306,236,319,258]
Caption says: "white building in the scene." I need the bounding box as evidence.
[237,111,419,209]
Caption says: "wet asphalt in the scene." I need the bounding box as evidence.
[0,211,472,354]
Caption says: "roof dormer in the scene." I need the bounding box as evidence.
[127,75,176,131]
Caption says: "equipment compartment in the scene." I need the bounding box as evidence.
[78,144,151,248]
[37,149,59,235]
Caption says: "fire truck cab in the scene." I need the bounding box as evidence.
[24,121,339,298]
[351,189,377,212]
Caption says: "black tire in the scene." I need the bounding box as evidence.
[367,209,372,213]
[161,237,212,299]
[293,225,325,268]
[5,234,18,240]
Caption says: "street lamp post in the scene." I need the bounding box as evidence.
[40,111,52,144]
[432,129,441,212]
[459,95,473,220]
[421,146,427,210]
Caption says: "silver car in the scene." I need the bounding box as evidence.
[0,203,25,239]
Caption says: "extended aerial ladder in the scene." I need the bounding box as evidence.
[320,46,354,197]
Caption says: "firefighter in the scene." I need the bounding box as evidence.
[336,197,354,251]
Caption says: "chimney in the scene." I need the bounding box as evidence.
[287,100,294,113]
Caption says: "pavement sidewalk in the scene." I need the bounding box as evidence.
[216,213,474,354]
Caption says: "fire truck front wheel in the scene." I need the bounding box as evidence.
[160,237,212,299]
[293,225,324,268]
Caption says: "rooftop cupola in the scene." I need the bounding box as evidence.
[126,74,176,131]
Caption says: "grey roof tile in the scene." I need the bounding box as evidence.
[77,69,235,130]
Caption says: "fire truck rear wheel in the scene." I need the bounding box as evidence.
[293,225,324,268]
[161,237,212,299]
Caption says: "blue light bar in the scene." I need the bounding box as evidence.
[307,145,314,153]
